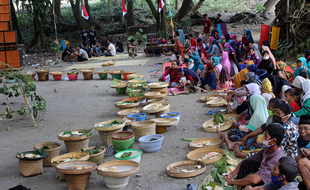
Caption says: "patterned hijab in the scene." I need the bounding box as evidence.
[261,78,275,97]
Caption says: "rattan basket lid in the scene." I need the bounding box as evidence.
[200,95,222,103]
[56,160,97,175]
[122,71,137,74]
[58,129,92,141]
[127,79,146,84]
[50,71,65,75]
[115,100,140,109]
[97,160,140,177]
[110,84,127,88]
[202,118,232,133]
[166,160,206,178]
[35,69,50,73]
[187,147,224,165]
[108,61,115,65]
[94,70,110,74]
[118,108,143,117]
[51,152,90,166]
[150,118,178,126]
[109,70,122,75]
[148,82,169,89]
[128,74,143,79]
[143,101,170,114]
[189,138,223,150]
[205,97,228,107]
[80,69,95,73]
[94,119,125,131]
[144,92,166,99]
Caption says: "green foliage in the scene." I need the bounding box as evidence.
[255,2,266,13]
[213,114,224,124]
[128,28,147,43]
[216,154,228,174]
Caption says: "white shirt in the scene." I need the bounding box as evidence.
[78,49,89,59]
[108,44,116,56]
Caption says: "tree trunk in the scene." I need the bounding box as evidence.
[127,0,135,27]
[10,1,23,44]
[145,0,157,18]
[54,0,62,19]
[30,9,48,51]
[160,0,167,33]
[261,0,279,18]
[174,0,204,22]
[175,0,182,10]
[69,0,84,30]
[108,0,111,22]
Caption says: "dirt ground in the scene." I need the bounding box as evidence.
[0,53,235,190]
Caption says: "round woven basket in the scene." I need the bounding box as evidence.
[154,108,170,118]
[115,100,140,109]
[200,95,222,103]
[143,101,170,114]
[58,129,92,141]
[148,82,169,89]
[19,159,43,177]
[189,138,223,150]
[117,108,143,117]
[202,118,232,133]
[144,92,166,99]
[166,160,207,178]
[187,148,224,165]
[150,118,178,127]
[51,152,90,166]
[131,120,156,141]
[147,99,164,105]
[64,138,90,152]
[94,70,110,74]
[127,79,146,84]
[128,74,143,79]
[50,71,65,75]
[98,128,123,146]
[34,142,61,167]
[94,119,125,132]
[205,97,228,107]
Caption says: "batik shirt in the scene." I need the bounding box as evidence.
[281,120,299,158]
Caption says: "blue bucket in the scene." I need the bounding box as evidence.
[138,134,164,153]
[127,113,146,122]
[160,112,181,125]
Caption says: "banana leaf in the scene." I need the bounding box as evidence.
[63,130,72,135]
[213,113,224,124]
[202,182,216,190]
[217,154,228,174]
[111,78,125,86]
[116,100,139,105]
[121,152,132,158]
[129,90,145,97]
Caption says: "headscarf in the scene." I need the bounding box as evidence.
[261,78,275,97]
[224,42,235,54]
[268,75,291,98]
[234,61,254,89]
[235,42,246,58]
[178,29,186,46]
[294,57,309,78]
[247,95,269,131]
[178,67,199,82]
[302,80,310,106]
[205,61,217,78]
[246,30,254,43]
[211,39,220,50]
[253,43,262,61]
[225,34,231,42]
[245,72,257,83]
[220,36,225,40]
[277,61,287,71]
[209,36,214,48]
[189,52,201,66]
[247,64,257,73]
[246,83,261,95]
[188,46,196,56]
[213,57,222,74]
[219,66,231,84]
[292,76,306,89]
[256,69,268,81]
[228,51,241,71]
[229,40,236,52]
[220,52,231,74]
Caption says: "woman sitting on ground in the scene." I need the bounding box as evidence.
[197,39,208,64]
[216,66,232,90]
[218,95,269,150]
[276,61,294,84]
[220,51,231,75]
[268,74,291,100]
[233,61,255,89]
[159,60,180,88]
[187,46,196,57]
[224,42,235,54]
[189,52,205,75]
[200,61,218,90]
[261,78,275,104]
[228,52,241,77]
[294,57,310,79]
[291,80,310,125]
[209,39,221,58]
[258,50,272,70]
[235,42,246,62]
[212,57,222,74]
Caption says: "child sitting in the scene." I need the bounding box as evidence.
[284,89,300,112]
[249,48,260,66]
[171,50,182,65]
[188,59,194,70]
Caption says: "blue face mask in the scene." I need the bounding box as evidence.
[271,175,285,187]
[298,66,304,70]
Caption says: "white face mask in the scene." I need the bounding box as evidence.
[264,56,270,60]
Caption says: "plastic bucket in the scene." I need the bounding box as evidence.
[111,74,121,79]
[138,134,164,153]
[115,149,142,164]
[68,74,78,81]
[116,87,127,95]
[53,75,62,81]
[127,113,146,122]
[99,73,108,80]
[123,73,133,81]
[111,131,135,152]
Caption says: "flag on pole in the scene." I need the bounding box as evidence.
[167,0,170,5]
[122,0,127,16]
[159,0,165,12]
[170,19,174,29]
[81,3,89,20]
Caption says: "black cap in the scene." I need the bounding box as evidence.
[299,115,310,125]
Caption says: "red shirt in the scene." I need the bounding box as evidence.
[203,19,212,34]
[191,38,197,47]
[289,100,300,112]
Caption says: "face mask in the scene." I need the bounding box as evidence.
[263,138,274,148]
[198,42,203,46]
[298,66,304,70]
[263,56,270,60]
[271,175,285,187]
[268,109,276,117]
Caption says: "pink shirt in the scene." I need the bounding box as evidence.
[217,81,232,90]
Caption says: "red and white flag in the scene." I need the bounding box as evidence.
[158,0,165,12]
[81,3,89,20]
[122,0,127,16]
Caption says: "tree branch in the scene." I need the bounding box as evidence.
[145,0,157,18]
[180,0,205,21]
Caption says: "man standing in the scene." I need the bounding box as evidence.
[296,115,310,190]
[202,14,211,45]
[100,36,109,53]
[223,123,285,190]
[116,37,124,53]
[89,25,97,46]
[74,45,89,62]
[81,26,89,45]
[214,14,223,24]
[103,40,116,56]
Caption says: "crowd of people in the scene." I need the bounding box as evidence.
[61,25,128,62]
[157,13,310,190]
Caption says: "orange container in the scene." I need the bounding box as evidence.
[123,73,134,80]
[156,126,167,134]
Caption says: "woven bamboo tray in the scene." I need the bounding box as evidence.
[122,71,137,74]
[187,148,224,165]
[50,71,65,75]
[131,120,156,141]
[58,129,92,141]
[147,99,165,105]
[150,118,178,127]
[200,95,222,103]
[80,69,95,73]
[143,101,170,114]
[144,91,166,99]
[206,97,228,107]
[34,142,61,167]
[109,70,122,75]
[166,160,206,178]
[118,108,143,117]
[202,118,232,133]
[189,138,223,150]
[94,119,125,132]
[128,74,143,79]
[110,84,127,88]
[115,100,140,109]
[19,159,43,177]
[56,160,97,175]
[150,87,168,93]
[127,79,146,84]
[97,160,140,178]
[148,82,169,89]
[51,152,90,166]
[94,70,110,74]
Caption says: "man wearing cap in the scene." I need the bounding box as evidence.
[296,115,310,190]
